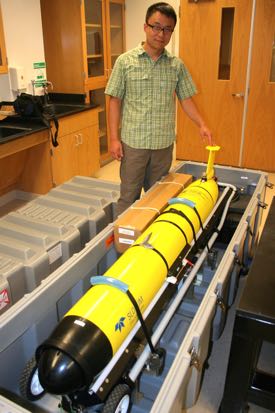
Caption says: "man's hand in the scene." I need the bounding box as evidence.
[180,97,214,146]
[199,124,213,145]
[108,96,123,160]
[110,139,123,161]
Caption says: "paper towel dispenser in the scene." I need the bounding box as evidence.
[9,66,26,91]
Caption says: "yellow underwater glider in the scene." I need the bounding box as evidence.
[36,146,221,395]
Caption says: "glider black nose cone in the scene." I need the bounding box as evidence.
[38,348,85,395]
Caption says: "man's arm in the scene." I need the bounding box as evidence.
[179,97,213,145]
[109,96,123,160]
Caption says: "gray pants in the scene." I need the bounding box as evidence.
[116,142,174,216]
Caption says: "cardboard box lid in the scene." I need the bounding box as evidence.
[135,173,193,211]
[161,172,193,185]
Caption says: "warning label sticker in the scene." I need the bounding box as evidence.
[0,289,10,311]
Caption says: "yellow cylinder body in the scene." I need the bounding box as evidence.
[66,177,219,355]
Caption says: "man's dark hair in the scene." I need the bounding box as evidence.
[146,2,177,25]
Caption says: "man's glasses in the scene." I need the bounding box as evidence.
[147,23,174,35]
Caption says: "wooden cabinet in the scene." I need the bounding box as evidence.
[0,3,8,74]
[0,109,99,196]
[40,0,125,162]
[83,0,125,89]
[90,88,109,162]
[0,130,52,196]
[50,109,100,186]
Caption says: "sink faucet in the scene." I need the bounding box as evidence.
[42,81,53,106]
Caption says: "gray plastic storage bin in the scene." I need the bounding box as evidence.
[16,202,91,248]
[0,256,26,314]
[23,175,120,246]
[0,177,120,315]
[15,176,120,247]
[58,175,120,219]
[0,211,81,315]
[0,213,81,267]
[0,236,49,293]
[0,163,268,413]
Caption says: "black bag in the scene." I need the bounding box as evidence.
[13,93,44,118]
[13,93,59,147]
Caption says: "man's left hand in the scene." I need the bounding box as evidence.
[200,125,213,145]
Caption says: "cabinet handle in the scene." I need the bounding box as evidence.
[75,134,80,146]
[78,133,83,145]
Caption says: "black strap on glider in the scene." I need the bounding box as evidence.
[131,241,169,273]
[160,208,198,246]
[151,219,188,244]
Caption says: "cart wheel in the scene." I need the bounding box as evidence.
[102,384,131,413]
[19,356,45,401]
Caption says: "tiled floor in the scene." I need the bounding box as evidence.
[94,158,181,183]
[94,159,121,182]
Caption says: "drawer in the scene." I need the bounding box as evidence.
[57,109,98,137]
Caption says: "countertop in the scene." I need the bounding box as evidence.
[0,93,98,145]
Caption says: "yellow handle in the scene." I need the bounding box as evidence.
[205,145,220,180]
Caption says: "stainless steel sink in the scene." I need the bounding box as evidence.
[0,125,32,139]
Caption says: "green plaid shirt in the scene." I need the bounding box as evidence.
[105,44,197,149]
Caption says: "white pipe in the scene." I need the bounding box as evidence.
[238,0,257,166]
[128,183,237,382]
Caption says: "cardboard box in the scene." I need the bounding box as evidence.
[114,173,192,253]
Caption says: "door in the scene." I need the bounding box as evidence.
[177,0,253,166]
[242,0,275,171]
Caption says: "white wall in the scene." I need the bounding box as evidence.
[125,0,180,55]
[0,0,45,101]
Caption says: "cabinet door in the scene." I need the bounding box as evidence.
[84,0,108,89]
[51,127,100,185]
[51,134,79,186]
[41,0,85,94]
[0,3,8,74]
[106,0,125,70]
[77,125,100,175]
[90,88,110,162]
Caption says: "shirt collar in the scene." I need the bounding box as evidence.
[136,42,171,59]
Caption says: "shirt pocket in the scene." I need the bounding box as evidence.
[152,71,178,110]
[157,69,178,96]
[126,72,150,101]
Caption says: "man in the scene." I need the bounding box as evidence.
[105,2,212,216]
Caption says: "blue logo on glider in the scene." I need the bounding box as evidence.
[115,317,126,332]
